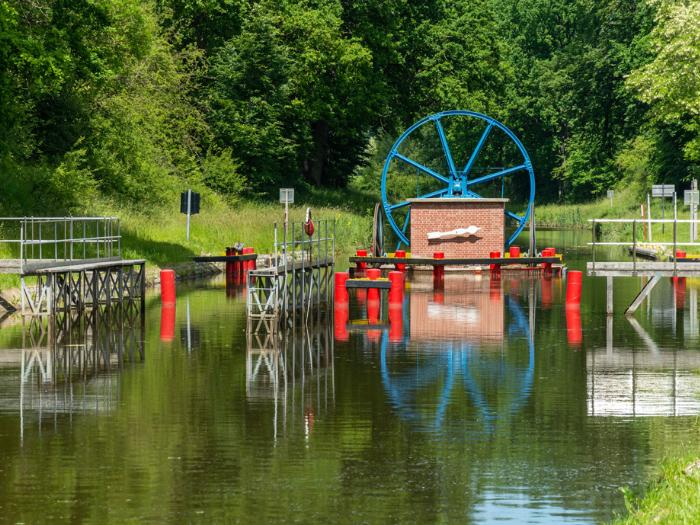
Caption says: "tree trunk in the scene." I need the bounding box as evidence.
[309,120,329,187]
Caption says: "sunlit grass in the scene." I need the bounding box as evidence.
[613,455,700,524]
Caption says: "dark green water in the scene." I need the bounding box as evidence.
[1,230,699,523]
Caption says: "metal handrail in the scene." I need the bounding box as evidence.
[0,216,121,273]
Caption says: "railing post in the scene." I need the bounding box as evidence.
[70,217,74,261]
[673,217,677,276]
[54,221,57,260]
[632,219,637,274]
[591,219,596,271]
[117,218,121,259]
[19,221,24,273]
[38,222,42,259]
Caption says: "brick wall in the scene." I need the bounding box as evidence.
[409,274,503,343]
[409,199,506,258]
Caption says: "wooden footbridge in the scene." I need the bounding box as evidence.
[0,217,145,315]
[587,218,700,315]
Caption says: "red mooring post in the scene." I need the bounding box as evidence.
[543,247,555,273]
[395,249,407,272]
[160,304,176,342]
[566,303,582,347]
[676,250,687,260]
[433,251,445,288]
[673,277,687,309]
[334,272,349,303]
[356,249,368,270]
[490,251,501,274]
[541,272,553,309]
[160,269,176,305]
[334,272,350,341]
[566,270,583,305]
[388,271,404,303]
[366,268,381,302]
[509,246,521,258]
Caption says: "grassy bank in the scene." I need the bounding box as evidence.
[614,454,700,524]
[0,188,375,291]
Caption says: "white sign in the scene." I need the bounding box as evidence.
[279,188,294,204]
[684,190,699,206]
[652,184,675,198]
[607,190,614,199]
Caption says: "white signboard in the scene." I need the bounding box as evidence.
[685,190,699,206]
[606,190,614,199]
[652,184,675,198]
[279,188,294,204]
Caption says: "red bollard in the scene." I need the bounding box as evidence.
[433,251,445,288]
[674,277,686,309]
[489,273,501,302]
[566,270,583,305]
[676,250,687,260]
[335,272,349,302]
[356,249,368,270]
[541,272,553,309]
[388,271,404,303]
[160,269,176,305]
[509,246,521,258]
[542,247,554,272]
[490,251,501,273]
[334,302,349,341]
[160,304,176,342]
[366,268,381,302]
[389,302,403,342]
[367,298,380,324]
[395,249,407,272]
[566,304,582,347]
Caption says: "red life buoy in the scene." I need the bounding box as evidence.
[304,207,314,237]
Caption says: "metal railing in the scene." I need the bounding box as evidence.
[272,219,335,271]
[589,218,700,273]
[0,217,121,272]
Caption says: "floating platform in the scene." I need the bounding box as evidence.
[349,255,561,269]
[192,254,258,263]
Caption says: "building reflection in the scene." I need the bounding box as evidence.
[245,318,334,441]
[377,272,537,433]
[0,305,145,441]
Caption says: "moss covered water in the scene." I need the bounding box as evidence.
[0,230,699,523]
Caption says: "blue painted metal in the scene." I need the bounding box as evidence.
[381,110,535,248]
[379,295,534,434]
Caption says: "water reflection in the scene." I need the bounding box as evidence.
[246,319,334,441]
[589,295,700,417]
[375,273,536,434]
[0,305,145,441]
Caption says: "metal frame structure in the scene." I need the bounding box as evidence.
[380,110,535,249]
[0,217,145,315]
[247,219,335,331]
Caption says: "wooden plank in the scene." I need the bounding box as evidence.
[193,254,257,263]
[345,279,392,289]
[625,275,661,315]
[587,261,700,277]
[349,256,560,266]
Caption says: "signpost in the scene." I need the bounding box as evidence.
[180,190,201,241]
[685,180,699,241]
[652,184,675,233]
[279,188,294,234]
[607,190,614,207]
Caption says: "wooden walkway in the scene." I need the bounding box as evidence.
[587,261,700,277]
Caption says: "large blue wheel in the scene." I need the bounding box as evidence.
[380,110,535,248]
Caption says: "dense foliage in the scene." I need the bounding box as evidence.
[0,0,698,211]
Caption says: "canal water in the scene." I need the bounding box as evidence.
[0,230,699,523]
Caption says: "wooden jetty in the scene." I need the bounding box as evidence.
[0,217,145,315]
[588,218,700,315]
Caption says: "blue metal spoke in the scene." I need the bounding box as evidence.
[401,209,411,234]
[388,201,410,211]
[394,153,450,185]
[505,210,524,223]
[462,122,493,179]
[419,188,449,199]
[434,119,457,178]
[465,164,527,186]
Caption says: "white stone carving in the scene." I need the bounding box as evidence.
[427,226,481,241]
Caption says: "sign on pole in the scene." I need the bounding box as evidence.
[652,184,675,198]
[684,190,699,206]
[180,190,200,241]
[279,188,294,234]
[607,190,614,207]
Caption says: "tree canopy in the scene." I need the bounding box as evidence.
[0,0,698,211]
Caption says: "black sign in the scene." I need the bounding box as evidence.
[180,191,200,214]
